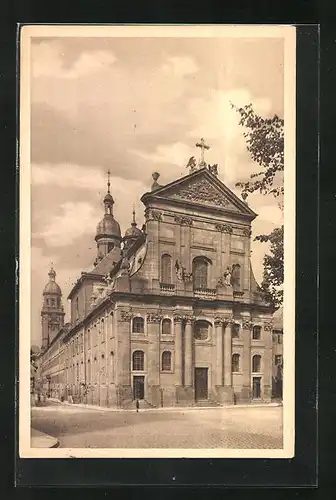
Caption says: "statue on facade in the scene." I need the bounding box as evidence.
[183,271,193,283]
[208,164,218,176]
[224,266,232,286]
[120,247,130,275]
[217,266,232,288]
[175,260,183,281]
[103,273,113,287]
[186,156,197,173]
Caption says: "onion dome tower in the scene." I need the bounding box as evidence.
[123,207,142,250]
[41,265,65,349]
[94,170,121,264]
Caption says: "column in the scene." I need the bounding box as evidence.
[215,319,224,386]
[173,316,183,386]
[223,321,232,387]
[184,318,193,387]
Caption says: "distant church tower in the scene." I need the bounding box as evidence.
[94,170,121,265]
[41,266,65,349]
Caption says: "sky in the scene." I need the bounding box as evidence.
[30,33,284,347]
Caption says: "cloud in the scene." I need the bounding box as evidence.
[32,163,106,190]
[161,56,199,78]
[29,36,285,346]
[36,201,100,247]
[32,41,116,79]
[187,88,273,142]
[131,142,195,167]
[255,205,284,226]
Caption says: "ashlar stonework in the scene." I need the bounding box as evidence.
[37,166,282,408]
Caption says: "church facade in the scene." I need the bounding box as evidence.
[37,156,279,408]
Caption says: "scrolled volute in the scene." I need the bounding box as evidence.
[242,319,253,330]
[119,310,133,322]
[147,313,163,323]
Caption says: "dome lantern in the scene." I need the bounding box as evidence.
[43,265,62,295]
[124,206,142,246]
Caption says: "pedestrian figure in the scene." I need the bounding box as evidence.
[136,399,139,413]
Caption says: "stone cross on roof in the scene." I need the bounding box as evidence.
[196,138,210,168]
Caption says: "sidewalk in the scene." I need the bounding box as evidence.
[31,428,59,448]
[46,398,282,413]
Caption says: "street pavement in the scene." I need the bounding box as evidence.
[31,428,59,448]
[31,402,283,449]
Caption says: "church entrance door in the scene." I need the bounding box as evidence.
[252,377,261,399]
[133,376,145,400]
[195,368,208,401]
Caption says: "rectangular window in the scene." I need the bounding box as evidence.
[231,324,240,338]
[132,317,144,333]
[252,325,261,340]
[278,334,283,344]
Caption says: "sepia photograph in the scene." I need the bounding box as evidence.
[19,24,295,459]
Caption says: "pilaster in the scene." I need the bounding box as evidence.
[214,315,234,404]
[262,320,274,401]
[116,308,132,406]
[184,316,193,387]
[173,315,183,386]
[214,318,224,386]
[241,316,252,401]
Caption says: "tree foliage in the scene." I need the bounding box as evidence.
[232,103,284,309]
[231,103,284,200]
[255,226,283,308]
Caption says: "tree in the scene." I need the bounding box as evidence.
[231,103,284,309]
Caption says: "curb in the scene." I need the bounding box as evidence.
[43,398,282,413]
[31,428,59,449]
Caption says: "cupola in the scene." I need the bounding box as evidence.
[95,170,121,263]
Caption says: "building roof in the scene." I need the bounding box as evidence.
[141,167,258,220]
[96,214,121,240]
[43,266,62,295]
[43,281,62,295]
[273,307,283,330]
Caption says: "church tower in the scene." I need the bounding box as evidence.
[41,266,65,349]
[94,170,121,265]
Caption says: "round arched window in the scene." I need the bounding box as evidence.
[192,257,210,289]
[232,353,240,372]
[161,254,172,284]
[132,350,144,371]
[194,320,210,340]
[252,354,261,373]
[161,351,172,371]
[162,318,172,335]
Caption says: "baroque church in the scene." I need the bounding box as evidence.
[37,141,282,408]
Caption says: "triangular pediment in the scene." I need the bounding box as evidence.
[142,168,257,218]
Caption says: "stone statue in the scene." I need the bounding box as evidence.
[183,271,193,283]
[186,156,197,173]
[208,164,218,176]
[120,248,130,275]
[175,260,183,281]
[224,266,232,286]
[104,273,113,287]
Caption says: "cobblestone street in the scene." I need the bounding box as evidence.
[31,403,283,449]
